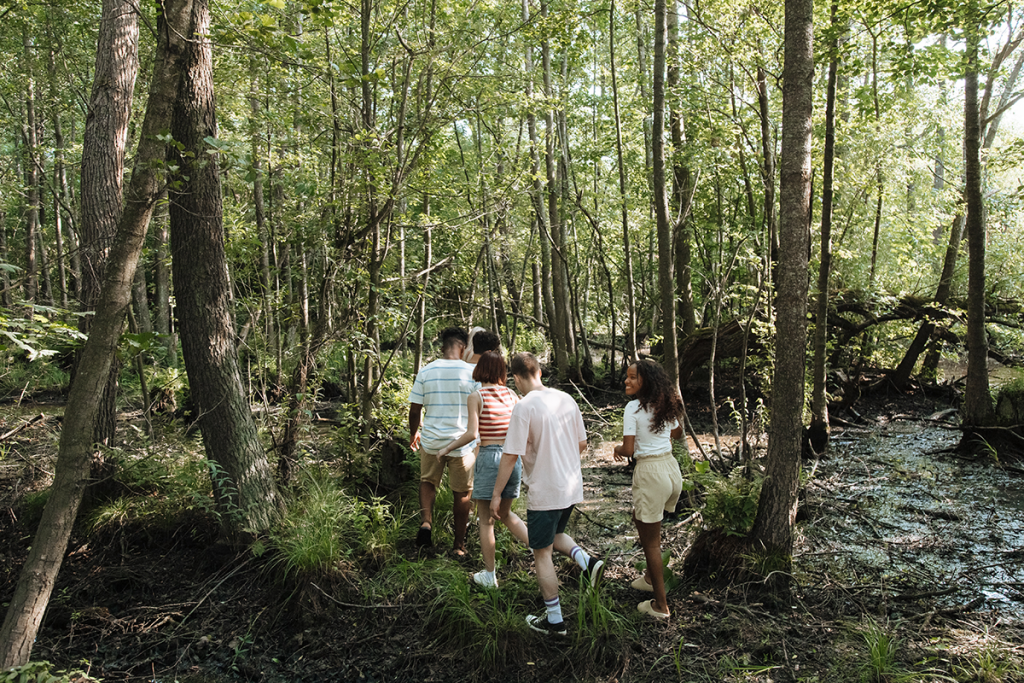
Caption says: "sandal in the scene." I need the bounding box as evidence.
[630,575,654,592]
[637,599,669,619]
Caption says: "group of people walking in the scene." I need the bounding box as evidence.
[408,326,685,635]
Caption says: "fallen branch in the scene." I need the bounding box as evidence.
[0,413,45,442]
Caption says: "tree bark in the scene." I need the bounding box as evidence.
[77,0,140,450]
[652,0,680,391]
[963,7,991,427]
[748,0,813,581]
[21,30,40,304]
[609,0,637,365]
[0,0,191,666]
[169,0,280,537]
[809,0,840,453]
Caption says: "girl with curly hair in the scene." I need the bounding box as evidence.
[612,359,686,619]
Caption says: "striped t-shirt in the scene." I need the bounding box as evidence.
[409,358,479,456]
[478,385,518,441]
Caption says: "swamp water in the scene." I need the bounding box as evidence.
[798,422,1024,619]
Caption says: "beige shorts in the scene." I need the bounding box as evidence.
[419,448,475,493]
[632,451,683,523]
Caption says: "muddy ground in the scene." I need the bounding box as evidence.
[1,384,1023,682]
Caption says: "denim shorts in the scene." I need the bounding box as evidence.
[470,444,522,501]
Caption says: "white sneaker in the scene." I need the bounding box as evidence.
[472,570,498,589]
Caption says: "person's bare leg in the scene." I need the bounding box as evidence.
[419,481,436,530]
[635,515,669,615]
[478,500,497,571]
[497,499,528,546]
[553,532,577,557]
[533,545,559,601]
[452,489,473,553]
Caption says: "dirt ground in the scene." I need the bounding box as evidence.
[2,384,1024,682]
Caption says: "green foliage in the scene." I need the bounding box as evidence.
[0,660,99,683]
[83,440,215,531]
[954,639,1022,682]
[697,466,763,537]
[574,577,633,654]
[266,470,398,580]
[857,617,901,683]
[424,569,529,668]
[0,306,85,363]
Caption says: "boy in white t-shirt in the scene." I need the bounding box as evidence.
[489,353,604,636]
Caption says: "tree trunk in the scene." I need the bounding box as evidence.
[0,0,191,665]
[668,2,696,340]
[169,0,280,538]
[22,31,40,304]
[652,0,679,390]
[541,0,573,378]
[523,0,555,336]
[962,9,991,427]
[609,0,637,365]
[77,0,140,451]
[748,0,813,582]
[809,0,840,453]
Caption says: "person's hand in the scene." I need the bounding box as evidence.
[612,444,627,462]
[410,431,421,451]
[489,497,501,520]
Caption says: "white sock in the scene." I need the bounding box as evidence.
[545,596,563,624]
[481,569,495,582]
[570,545,590,571]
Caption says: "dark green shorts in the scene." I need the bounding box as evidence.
[527,506,575,550]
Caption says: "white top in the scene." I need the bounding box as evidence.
[409,359,479,456]
[623,399,678,458]
[503,387,588,511]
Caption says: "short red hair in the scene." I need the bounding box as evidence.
[473,351,507,385]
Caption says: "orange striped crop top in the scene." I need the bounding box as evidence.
[478,385,518,440]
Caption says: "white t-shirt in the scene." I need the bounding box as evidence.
[623,399,678,458]
[409,359,479,456]
[503,387,588,511]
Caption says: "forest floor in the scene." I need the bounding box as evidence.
[2,381,1024,682]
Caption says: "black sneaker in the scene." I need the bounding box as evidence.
[416,525,432,548]
[526,613,567,636]
[586,556,605,585]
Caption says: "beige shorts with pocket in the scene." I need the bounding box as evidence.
[631,451,683,523]
[420,448,475,493]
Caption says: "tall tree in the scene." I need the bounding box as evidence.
[809,0,841,453]
[77,0,140,448]
[0,0,193,665]
[652,0,680,390]
[748,0,814,581]
[962,1,991,427]
[169,0,280,537]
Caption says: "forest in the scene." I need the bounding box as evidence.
[1,0,1024,678]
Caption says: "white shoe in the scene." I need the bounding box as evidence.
[472,570,498,588]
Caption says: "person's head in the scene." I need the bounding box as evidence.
[473,351,508,385]
[440,326,469,355]
[509,352,542,381]
[627,359,683,433]
[472,330,501,355]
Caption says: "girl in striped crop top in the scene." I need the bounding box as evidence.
[438,351,529,588]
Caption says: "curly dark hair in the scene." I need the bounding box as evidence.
[631,359,684,434]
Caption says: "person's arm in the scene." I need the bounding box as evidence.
[489,452,520,518]
[409,403,423,450]
[612,435,635,461]
[613,402,636,462]
[437,392,482,457]
[670,424,683,440]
